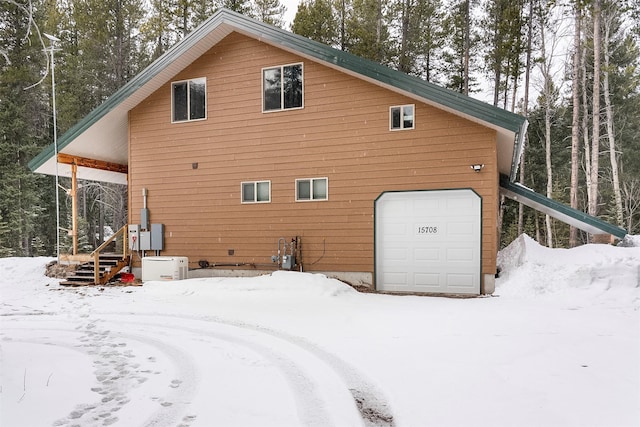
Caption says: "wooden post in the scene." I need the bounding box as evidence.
[71,162,78,255]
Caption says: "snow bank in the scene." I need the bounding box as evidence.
[619,234,640,247]
[497,234,640,307]
[0,257,56,288]
[141,270,357,298]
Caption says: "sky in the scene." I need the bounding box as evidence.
[281,0,300,28]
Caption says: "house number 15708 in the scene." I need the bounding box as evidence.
[417,226,438,234]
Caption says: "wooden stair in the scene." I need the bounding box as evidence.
[60,254,130,286]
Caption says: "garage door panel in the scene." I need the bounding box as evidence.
[383,199,410,216]
[383,272,408,287]
[383,222,409,237]
[414,248,440,261]
[447,222,475,236]
[446,197,475,211]
[414,273,441,288]
[376,189,481,294]
[414,199,440,211]
[383,247,408,262]
[446,273,475,289]
[446,247,474,262]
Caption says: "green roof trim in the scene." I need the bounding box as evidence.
[30,8,527,175]
[499,175,627,239]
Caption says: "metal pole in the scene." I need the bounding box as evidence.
[45,34,61,263]
[51,42,60,262]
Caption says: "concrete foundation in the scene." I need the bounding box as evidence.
[482,273,496,294]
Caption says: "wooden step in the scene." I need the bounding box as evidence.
[61,254,130,287]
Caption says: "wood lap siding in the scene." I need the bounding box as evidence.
[129,32,499,276]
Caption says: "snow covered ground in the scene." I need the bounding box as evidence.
[1,234,639,427]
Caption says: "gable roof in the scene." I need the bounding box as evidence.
[29,8,527,184]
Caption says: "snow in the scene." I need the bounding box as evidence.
[1,235,639,427]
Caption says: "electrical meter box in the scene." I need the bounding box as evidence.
[128,224,140,251]
[142,256,188,281]
[282,254,295,270]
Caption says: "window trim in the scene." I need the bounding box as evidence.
[171,77,207,123]
[241,180,271,204]
[262,62,304,113]
[295,177,329,202]
[389,104,415,131]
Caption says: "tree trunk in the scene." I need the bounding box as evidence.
[589,0,601,220]
[376,0,382,61]
[581,42,591,204]
[539,8,553,247]
[463,0,470,95]
[399,0,411,73]
[517,0,533,237]
[569,3,581,247]
[341,0,346,50]
[602,7,624,227]
[545,99,553,248]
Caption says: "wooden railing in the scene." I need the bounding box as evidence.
[90,225,128,284]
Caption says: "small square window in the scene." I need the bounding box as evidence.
[241,181,271,203]
[296,178,328,201]
[263,63,303,112]
[390,105,414,130]
[172,77,206,122]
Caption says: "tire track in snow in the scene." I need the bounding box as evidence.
[102,314,345,427]
[99,311,395,427]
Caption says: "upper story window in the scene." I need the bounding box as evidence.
[172,77,206,122]
[390,104,414,130]
[263,63,304,112]
[296,177,328,201]
[241,181,271,203]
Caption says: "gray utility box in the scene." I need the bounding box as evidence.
[130,223,164,251]
[282,254,295,270]
[128,224,140,251]
[151,223,164,250]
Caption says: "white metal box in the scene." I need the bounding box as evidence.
[142,256,188,281]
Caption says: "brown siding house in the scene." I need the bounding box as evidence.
[31,9,534,295]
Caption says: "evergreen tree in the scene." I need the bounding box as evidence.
[292,0,339,46]
[442,0,479,93]
[254,0,286,27]
[0,0,57,256]
[0,215,16,257]
[346,0,390,63]
[481,0,527,109]
[220,0,254,16]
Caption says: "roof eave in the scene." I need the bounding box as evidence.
[30,8,528,179]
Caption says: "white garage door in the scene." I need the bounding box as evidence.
[375,189,481,294]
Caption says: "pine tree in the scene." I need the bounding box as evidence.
[442,0,479,93]
[481,0,527,108]
[292,0,339,46]
[220,0,254,16]
[254,0,286,27]
[0,0,56,256]
[346,0,390,63]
